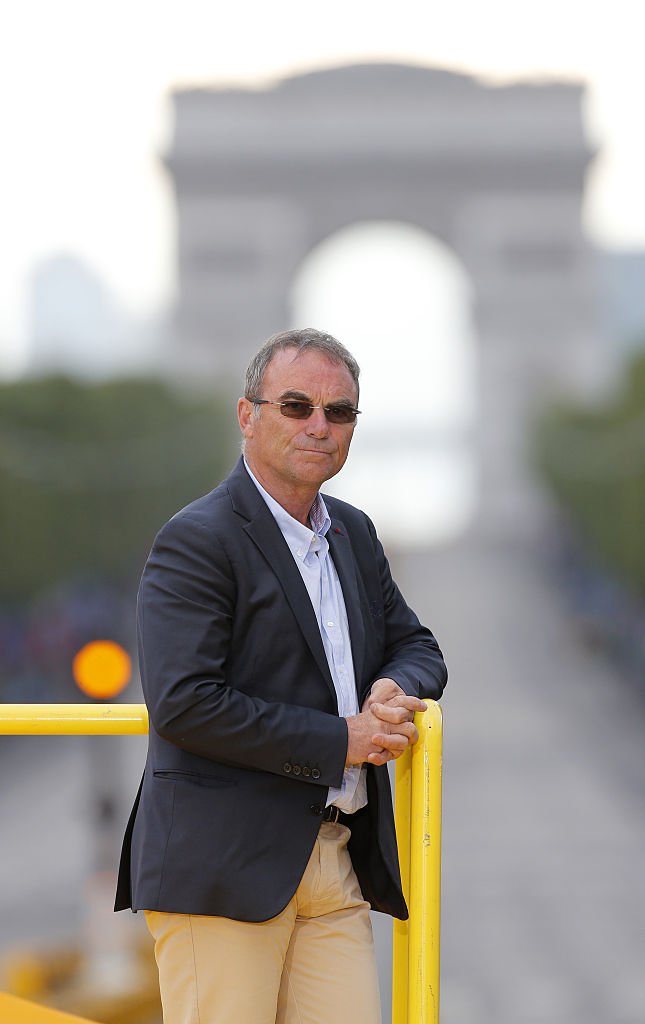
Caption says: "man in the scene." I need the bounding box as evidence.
[116,328,447,1024]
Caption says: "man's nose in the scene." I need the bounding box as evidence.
[305,407,330,437]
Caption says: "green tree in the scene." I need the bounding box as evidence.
[0,376,237,602]
[536,351,645,594]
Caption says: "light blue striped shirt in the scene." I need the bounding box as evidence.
[244,461,367,812]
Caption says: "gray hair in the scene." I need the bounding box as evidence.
[244,328,360,401]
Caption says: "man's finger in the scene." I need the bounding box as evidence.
[367,749,395,766]
[370,701,425,723]
[369,702,409,724]
[386,695,428,712]
[367,744,411,765]
[370,730,409,753]
[371,720,418,746]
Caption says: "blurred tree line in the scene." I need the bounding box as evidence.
[0,376,236,698]
[537,350,645,596]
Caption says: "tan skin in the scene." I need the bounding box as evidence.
[238,347,426,768]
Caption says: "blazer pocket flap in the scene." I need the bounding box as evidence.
[153,769,237,789]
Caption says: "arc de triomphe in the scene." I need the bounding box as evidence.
[164,63,602,536]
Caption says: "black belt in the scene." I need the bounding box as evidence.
[322,805,353,825]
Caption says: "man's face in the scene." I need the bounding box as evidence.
[238,347,358,497]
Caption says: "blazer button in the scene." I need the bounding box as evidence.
[292,765,302,776]
[283,762,292,774]
[302,767,311,777]
[310,804,323,815]
[311,768,321,780]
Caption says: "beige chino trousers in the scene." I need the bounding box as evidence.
[145,821,382,1024]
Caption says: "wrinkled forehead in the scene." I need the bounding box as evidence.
[264,347,358,401]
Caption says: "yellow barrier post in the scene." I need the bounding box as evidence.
[392,699,443,1024]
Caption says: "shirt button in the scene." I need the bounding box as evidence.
[311,768,321,780]
[283,762,292,774]
[327,621,334,628]
[297,548,304,557]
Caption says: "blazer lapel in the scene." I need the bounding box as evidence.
[327,517,366,692]
[227,462,337,702]
[227,459,369,706]
[243,513,337,702]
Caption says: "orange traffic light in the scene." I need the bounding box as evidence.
[72,640,132,699]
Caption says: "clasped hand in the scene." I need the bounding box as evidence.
[345,677,427,767]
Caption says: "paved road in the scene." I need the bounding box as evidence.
[386,537,645,1024]
[2,534,645,1023]
[0,731,147,950]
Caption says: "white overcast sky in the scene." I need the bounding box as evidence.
[1,0,644,372]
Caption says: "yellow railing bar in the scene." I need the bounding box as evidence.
[392,699,443,1024]
[0,704,148,735]
[0,700,442,1021]
[0,991,100,1022]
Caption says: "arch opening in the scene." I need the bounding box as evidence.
[290,221,477,547]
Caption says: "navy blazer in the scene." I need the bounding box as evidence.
[115,459,447,921]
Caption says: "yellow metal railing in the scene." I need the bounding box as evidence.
[0,700,442,1023]
[393,700,443,1024]
[0,991,99,1023]
[0,703,149,735]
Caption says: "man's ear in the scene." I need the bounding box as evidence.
[237,397,255,439]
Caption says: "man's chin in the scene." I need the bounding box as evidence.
[294,460,338,487]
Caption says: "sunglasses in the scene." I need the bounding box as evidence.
[250,398,361,425]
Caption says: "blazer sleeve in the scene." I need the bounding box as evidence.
[137,512,347,788]
[366,515,448,701]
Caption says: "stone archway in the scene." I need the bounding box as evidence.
[165,63,601,535]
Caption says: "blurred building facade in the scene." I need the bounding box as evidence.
[27,255,127,377]
[26,254,164,379]
[163,63,608,535]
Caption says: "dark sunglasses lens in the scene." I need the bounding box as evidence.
[280,401,312,419]
[278,401,356,423]
[325,406,356,424]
